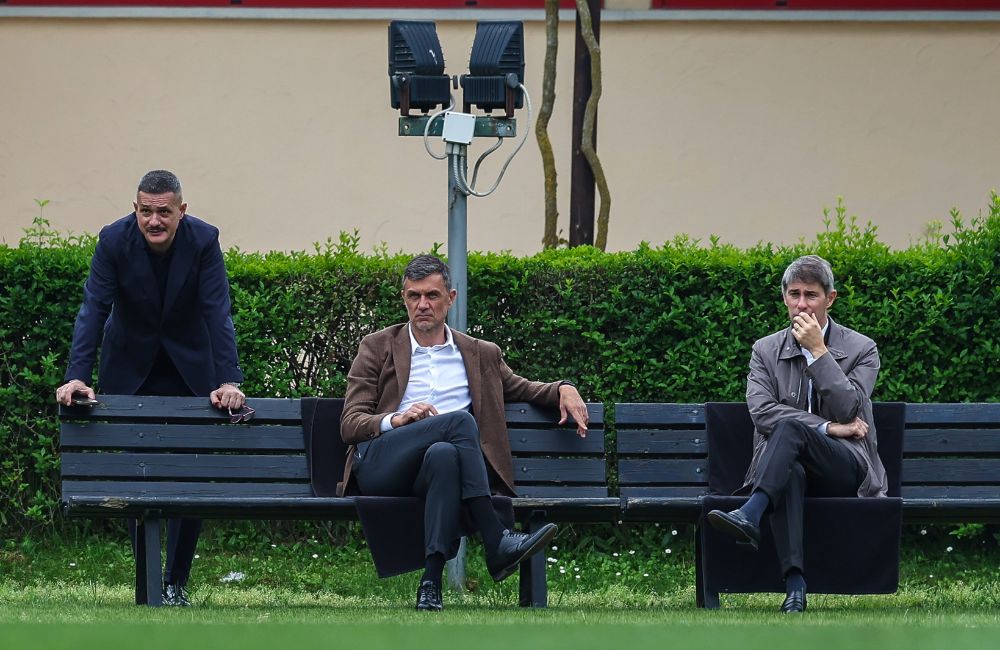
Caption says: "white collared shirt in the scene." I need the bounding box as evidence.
[380,324,472,432]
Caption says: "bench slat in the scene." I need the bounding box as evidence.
[617,430,708,454]
[60,423,306,451]
[59,396,302,423]
[902,486,1000,499]
[61,453,308,480]
[508,428,605,454]
[62,480,314,498]
[505,402,604,426]
[902,458,1000,483]
[513,485,611,499]
[618,458,708,485]
[615,403,705,426]
[903,429,1000,454]
[512,458,605,484]
[620,486,709,498]
[905,403,1000,425]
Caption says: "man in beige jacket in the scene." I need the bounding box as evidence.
[707,255,887,613]
[340,255,588,611]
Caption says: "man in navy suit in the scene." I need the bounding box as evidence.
[55,170,246,606]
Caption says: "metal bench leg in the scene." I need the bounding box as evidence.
[136,516,163,607]
[518,512,548,608]
[696,523,720,609]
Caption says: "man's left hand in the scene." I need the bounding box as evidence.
[211,383,245,410]
[558,384,589,437]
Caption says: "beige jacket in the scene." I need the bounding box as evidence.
[742,317,887,498]
[338,323,563,497]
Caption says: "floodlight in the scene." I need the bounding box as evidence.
[388,20,451,115]
[460,22,524,117]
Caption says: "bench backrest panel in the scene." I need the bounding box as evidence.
[506,402,608,499]
[60,397,608,502]
[902,403,1000,499]
[617,403,708,498]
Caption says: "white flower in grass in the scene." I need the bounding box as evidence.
[575,575,581,580]
[654,523,660,527]
[271,544,277,548]
[559,567,566,574]
[946,546,953,553]
[612,552,619,557]
[547,557,558,564]
[615,572,621,577]
[551,545,558,551]
[194,554,200,559]
[671,530,678,536]
[643,573,649,577]
[629,550,636,555]
[664,549,672,554]
[920,529,928,535]
[312,553,319,559]
[574,567,579,572]
[69,562,77,568]
[220,571,245,583]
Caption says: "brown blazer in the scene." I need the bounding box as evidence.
[338,323,563,497]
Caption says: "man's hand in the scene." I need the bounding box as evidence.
[391,402,439,429]
[55,379,95,406]
[210,383,246,410]
[828,417,869,440]
[558,384,589,438]
[791,312,828,358]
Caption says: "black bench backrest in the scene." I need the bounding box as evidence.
[60,396,606,505]
[704,402,906,497]
[616,403,708,498]
[60,396,313,501]
[506,402,607,498]
[903,403,1000,500]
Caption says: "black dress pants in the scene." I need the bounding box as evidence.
[128,361,202,587]
[352,410,491,558]
[753,418,865,576]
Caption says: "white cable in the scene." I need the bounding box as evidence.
[423,95,455,160]
[455,83,532,198]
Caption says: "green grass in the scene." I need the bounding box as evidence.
[1,524,999,649]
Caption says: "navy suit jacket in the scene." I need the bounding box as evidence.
[64,213,243,396]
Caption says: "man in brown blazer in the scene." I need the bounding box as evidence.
[707,255,887,613]
[340,255,588,611]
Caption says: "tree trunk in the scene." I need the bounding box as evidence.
[537,0,561,248]
[576,0,611,251]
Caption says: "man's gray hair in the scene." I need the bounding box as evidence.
[138,170,183,201]
[781,255,835,295]
[402,255,452,291]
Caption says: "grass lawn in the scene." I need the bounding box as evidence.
[2,524,998,648]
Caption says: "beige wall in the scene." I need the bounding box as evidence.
[2,16,999,255]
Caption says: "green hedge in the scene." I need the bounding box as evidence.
[1,197,998,535]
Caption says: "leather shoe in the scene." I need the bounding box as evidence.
[162,583,191,607]
[780,588,807,613]
[706,508,760,550]
[486,523,558,582]
[415,580,443,611]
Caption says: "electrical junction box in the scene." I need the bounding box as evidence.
[441,112,476,145]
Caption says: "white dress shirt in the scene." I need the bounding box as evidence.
[802,319,830,434]
[380,324,472,432]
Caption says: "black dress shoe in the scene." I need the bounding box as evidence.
[162,583,191,607]
[706,509,761,550]
[780,588,807,613]
[415,580,443,611]
[486,523,558,582]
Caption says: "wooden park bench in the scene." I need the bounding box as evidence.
[59,395,609,607]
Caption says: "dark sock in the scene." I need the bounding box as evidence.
[465,496,505,553]
[740,490,770,525]
[785,569,807,594]
[421,553,445,589]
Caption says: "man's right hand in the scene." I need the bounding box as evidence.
[827,417,869,440]
[55,379,95,406]
[390,402,439,429]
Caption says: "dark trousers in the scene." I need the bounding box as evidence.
[127,363,202,587]
[352,410,491,558]
[128,518,203,586]
[753,418,865,577]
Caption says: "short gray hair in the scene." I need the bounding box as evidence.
[138,170,183,201]
[781,255,835,295]
[402,255,452,291]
